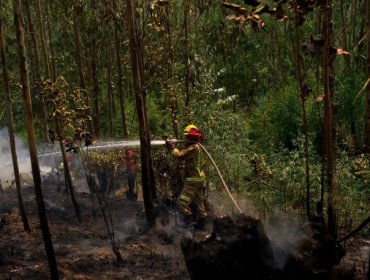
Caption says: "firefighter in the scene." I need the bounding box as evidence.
[166,124,208,230]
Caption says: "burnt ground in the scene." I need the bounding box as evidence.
[0,182,369,280]
[0,184,190,280]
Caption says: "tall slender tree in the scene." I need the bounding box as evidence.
[54,114,80,221]
[125,0,156,224]
[322,0,338,243]
[0,16,30,233]
[72,3,95,137]
[112,0,128,139]
[165,3,179,139]
[184,0,191,122]
[35,0,51,80]
[107,41,114,139]
[90,0,101,139]
[12,0,59,277]
[339,0,350,68]
[365,0,370,152]
[44,1,56,81]
[293,6,311,220]
[24,0,48,142]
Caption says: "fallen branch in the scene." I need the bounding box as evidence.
[337,216,370,243]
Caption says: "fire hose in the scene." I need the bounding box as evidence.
[170,139,243,214]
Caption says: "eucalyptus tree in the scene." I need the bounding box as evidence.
[0,14,30,232]
[44,1,56,81]
[365,0,370,151]
[12,0,58,277]
[184,0,191,122]
[89,0,101,139]
[24,0,48,142]
[72,1,95,136]
[107,40,114,139]
[35,0,51,80]
[112,0,128,138]
[125,0,156,224]
[322,0,337,245]
[292,3,311,220]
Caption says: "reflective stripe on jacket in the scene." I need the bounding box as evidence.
[171,143,205,185]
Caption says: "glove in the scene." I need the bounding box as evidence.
[165,140,176,151]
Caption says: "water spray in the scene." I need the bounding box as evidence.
[0,134,243,214]
[80,138,243,214]
[169,139,243,214]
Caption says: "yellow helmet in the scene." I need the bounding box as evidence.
[183,124,198,136]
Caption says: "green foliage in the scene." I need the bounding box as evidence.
[335,70,367,149]
[248,79,302,151]
[335,151,370,229]
[0,0,368,235]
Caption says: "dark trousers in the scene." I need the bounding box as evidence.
[127,170,136,194]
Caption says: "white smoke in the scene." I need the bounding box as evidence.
[0,127,31,187]
[0,127,53,187]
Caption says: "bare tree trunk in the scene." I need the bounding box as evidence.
[24,0,48,142]
[90,0,101,139]
[91,49,101,138]
[35,0,51,80]
[126,0,155,225]
[112,0,128,139]
[12,0,59,277]
[339,0,350,68]
[44,1,56,81]
[107,42,114,139]
[54,117,80,221]
[323,0,337,242]
[73,4,95,137]
[365,0,370,152]
[165,4,179,139]
[184,0,191,122]
[0,18,30,233]
[293,10,311,220]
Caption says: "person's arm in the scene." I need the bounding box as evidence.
[171,144,196,160]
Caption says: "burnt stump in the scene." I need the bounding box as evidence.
[181,215,275,280]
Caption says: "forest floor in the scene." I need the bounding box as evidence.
[0,180,369,280]
[0,182,192,280]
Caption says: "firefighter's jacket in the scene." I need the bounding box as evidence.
[170,143,205,186]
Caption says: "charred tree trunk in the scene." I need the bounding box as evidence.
[125,0,156,225]
[13,0,59,277]
[322,0,337,245]
[365,0,370,152]
[24,0,48,142]
[0,18,30,233]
